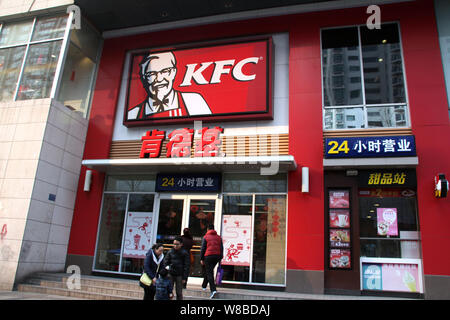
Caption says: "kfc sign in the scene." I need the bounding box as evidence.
[124,38,272,126]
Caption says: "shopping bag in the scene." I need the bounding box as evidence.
[215,263,224,285]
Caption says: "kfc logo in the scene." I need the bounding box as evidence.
[125,38,272,126]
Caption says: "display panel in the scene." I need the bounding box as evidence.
[124,37,272,126]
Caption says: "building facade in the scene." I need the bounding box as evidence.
[1,0,449,299]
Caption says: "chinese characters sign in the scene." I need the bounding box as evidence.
[140,126,223,159]
[358,170,416,188]
[325,136,416,158]
[124,38,272,126]
[156,173,221,192]
[221,215,252,266]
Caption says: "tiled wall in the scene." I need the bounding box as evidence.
[0,0,73,18]
[0,98,88,290]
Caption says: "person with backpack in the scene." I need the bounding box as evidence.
[200,224,223,299]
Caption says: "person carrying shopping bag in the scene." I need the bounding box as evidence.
[200,224,223,299]
[140,243,164,300]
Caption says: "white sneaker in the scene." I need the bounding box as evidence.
[202,287,206,291]
[210,291,217,299]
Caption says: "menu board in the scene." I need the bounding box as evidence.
[328,190,352,269]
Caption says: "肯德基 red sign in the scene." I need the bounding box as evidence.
[124,37,272,126]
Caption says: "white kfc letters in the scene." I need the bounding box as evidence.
[180,56,259,86]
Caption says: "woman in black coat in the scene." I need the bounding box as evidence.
[142,243,164,300]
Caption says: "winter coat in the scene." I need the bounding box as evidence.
[163,248,190,280]
[155,276,173,300]
[200,229,223,260]
[143,249,164,280]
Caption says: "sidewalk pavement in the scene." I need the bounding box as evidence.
[0,289,415,300]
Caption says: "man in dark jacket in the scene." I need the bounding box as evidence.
[163,236,190,300]
[200,224,223,299]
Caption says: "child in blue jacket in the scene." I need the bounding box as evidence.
[155,267,174,300]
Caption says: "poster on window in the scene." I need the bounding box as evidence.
[329,249,351,269]
[123,212,154,258]
[329,229,351,248]
[329,190,350,209]
[329,210,350,228]
[362,263,421,293]
[377,208,398,236]
[221,215,252,266]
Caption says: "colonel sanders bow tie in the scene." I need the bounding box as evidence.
[154,98,169,113]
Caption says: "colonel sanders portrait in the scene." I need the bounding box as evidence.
[127,51,212,120]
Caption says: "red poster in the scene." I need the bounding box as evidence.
[124,38,272,126]
[329,190,350,209]
[329,229,351,248]
[330,249,351,269]
[329,210,350,228]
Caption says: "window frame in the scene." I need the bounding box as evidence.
[0,12,73,102]
[320,22,411,131]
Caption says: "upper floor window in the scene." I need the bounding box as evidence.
[0,14,102,118]
[321,23,409,130]
[0,15,68,101]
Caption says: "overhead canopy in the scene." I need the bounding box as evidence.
[74,0,413,34]
[82,155,297,174]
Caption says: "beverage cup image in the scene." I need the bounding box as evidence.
[338,214,348,227]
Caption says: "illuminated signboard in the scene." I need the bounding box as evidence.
[156,173,221,192]
[124,37,272,127]
[325,136,416,158]
[358,170,416,188]
[140,126,223,159]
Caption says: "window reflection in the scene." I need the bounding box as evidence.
[0,20,33,46]
[32,16,67,41]
[17,41,62,100]
[322,27,363,107]
[0,47,26,101]
[94,194,127,272]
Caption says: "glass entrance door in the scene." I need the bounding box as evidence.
[155,195,220,278]
[186,198,217,277]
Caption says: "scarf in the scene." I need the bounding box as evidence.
[152,250,164,266]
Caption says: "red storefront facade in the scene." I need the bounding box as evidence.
[67,0,450,298]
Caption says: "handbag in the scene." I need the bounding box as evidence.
[215,263,224,286]
[140,260,161,288]
[139,272,152,287]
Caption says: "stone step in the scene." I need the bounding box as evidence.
[19,272,308,300]
[17,284,135,300]
[29,280,143,299]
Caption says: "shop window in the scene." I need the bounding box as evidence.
[94,193,127,272]
[223,173,287,193]
[359,188,420,259]
[57,17,102,117]
[221,192,287,286]
[105,175,156,192]
[0,15,68,102]
[322,23,409,130]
